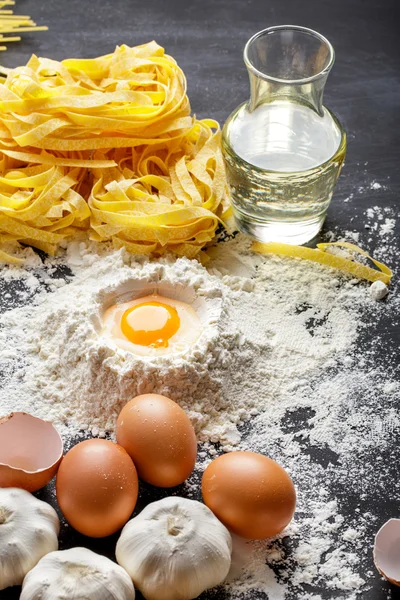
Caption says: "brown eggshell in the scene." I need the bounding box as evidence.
[116,393,197,487]
[0,412,63,492]
[373,518,400,586]
[202,451,296,539]
[56,439,138,538]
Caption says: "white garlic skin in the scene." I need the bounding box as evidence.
[21,547,135,600]
[116,496,232,600]
[0,488,59,590]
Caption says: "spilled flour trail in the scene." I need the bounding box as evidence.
[0,234,399,599]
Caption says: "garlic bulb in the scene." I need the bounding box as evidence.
[0,488,59,590]
[116,496,232,600]
[21,547,135,600]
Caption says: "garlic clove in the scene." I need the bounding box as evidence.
[0,412,63,492]
[20,547,135,600]
[116,496,232,600]
[373,518,400,586]
[0,487,59,590]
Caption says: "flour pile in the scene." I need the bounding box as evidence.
[0,238,364,446]
[0,234,399,599]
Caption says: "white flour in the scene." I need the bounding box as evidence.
[0,238,363,445]
[0,233,398,599]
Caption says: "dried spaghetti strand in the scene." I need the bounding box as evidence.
[252,241,392,284]
[0,1,47,52]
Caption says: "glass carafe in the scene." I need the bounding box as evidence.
[222,25,346,245]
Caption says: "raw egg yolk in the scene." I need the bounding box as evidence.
[121,301,181,348]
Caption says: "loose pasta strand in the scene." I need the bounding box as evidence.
[0,1,47,52]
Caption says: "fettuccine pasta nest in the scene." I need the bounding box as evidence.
[0,41,230,263]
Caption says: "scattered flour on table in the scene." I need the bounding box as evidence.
[326,185,398,275]
[0,234,399,599]
[363,206,397,237]
[371,182,382,190]
[355,180,388,195]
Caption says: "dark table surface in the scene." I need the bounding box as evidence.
[1,0,400,598]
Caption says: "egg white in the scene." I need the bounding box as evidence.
[101,294,203,357]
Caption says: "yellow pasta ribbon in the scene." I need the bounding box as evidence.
[0,247,23,264]
[0,42,230,262]
[252,241,392,284]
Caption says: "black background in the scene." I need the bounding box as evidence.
[1,0,400,598]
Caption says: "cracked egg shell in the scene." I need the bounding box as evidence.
[374,518,400,586]
[0,412,63,492]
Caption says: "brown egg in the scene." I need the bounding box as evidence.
[0,412,63,492]
[202,451,296,539]
[56,439,138,538]
[116,393,197,487]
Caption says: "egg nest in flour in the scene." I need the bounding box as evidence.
[102,295,201,356]
[97,278,222,359]
[8,255,246,439]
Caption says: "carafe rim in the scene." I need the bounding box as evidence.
[244,25,335,86]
